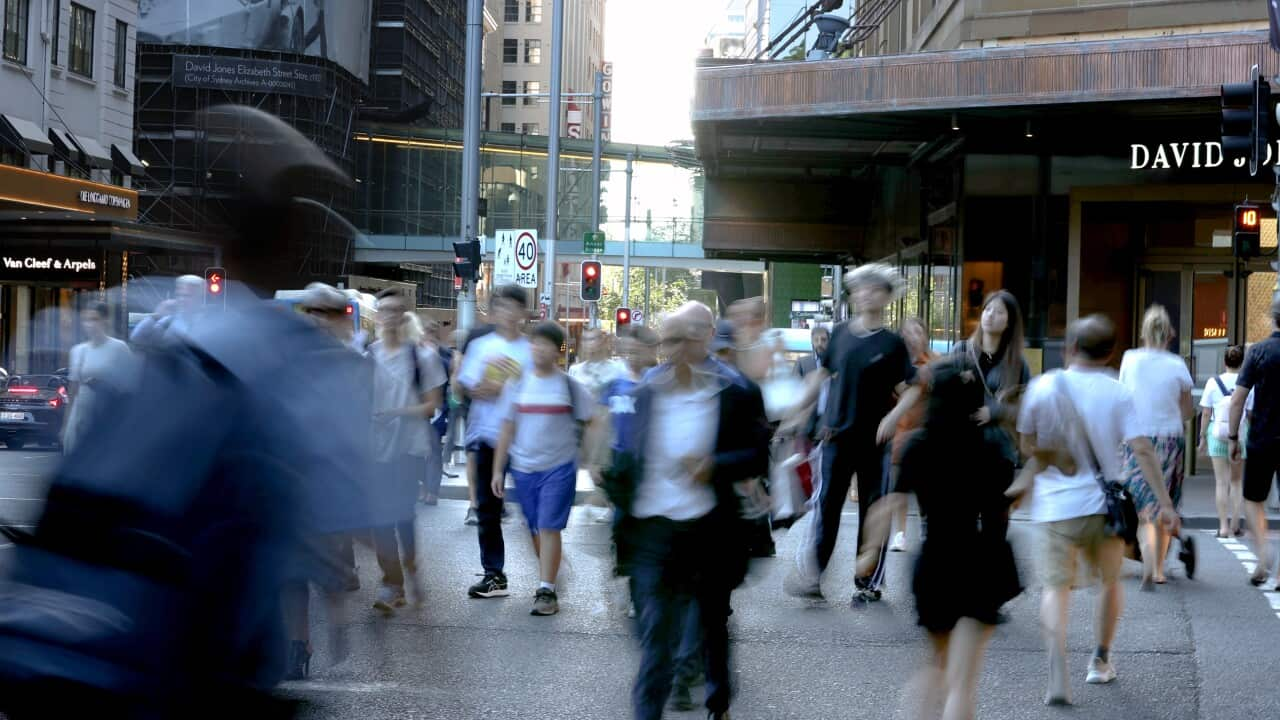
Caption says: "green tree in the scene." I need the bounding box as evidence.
[783,43,806,61]
[599,267,700,330]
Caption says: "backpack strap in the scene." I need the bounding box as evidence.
[1213,374,1229,398]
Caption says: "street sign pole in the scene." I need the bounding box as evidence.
[543,0,565,324]
[589,69,604,329]
[458,0,484,334]
[622,152,634,314]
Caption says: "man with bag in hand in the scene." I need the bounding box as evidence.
[1011,314,1180,706]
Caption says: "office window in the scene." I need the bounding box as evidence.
[2,0,28,64]
[502,38,517,63]
[503,0,519,22]
[522,123,539,136]
[526,0,542,23]
[500,122,516,133]
[501,80,517,106]
[68,2,93,78]
[112,20,126,88]
[523,80,539,106]
[50,0,59,65]
[524,39,540,64]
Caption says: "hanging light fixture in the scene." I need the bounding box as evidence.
[1025,120,1034,138]
[951,113,959,131]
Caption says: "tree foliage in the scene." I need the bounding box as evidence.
[599,267,700,331]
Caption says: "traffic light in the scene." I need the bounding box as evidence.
[1234,202,1263,258]
[1222,74,1271,176]
[204,266,226,308]
[615,307,631,329]
[580,260,602,301]
[453,239,481,283]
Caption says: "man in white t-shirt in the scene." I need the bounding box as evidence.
[368,290,445,613]
[491,321,593,616]
[1014,315,1178,705]
[457,285,533,599]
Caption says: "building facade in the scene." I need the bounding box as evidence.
[368,0,466,127]
[486,0,604,137]
[693,6,1278,398]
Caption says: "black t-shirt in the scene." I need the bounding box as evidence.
[1238,331,1280,448]
[820,322,915,439]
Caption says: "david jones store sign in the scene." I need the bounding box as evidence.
[1131,141,1280,170]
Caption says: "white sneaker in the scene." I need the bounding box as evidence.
[890,532,907,552]
[1086,657,1117,684]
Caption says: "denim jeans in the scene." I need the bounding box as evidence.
[629,515,731,720]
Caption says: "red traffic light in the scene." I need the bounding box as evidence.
[580,260,603,302]
[585,264,598,278]
[615,307,631,326]
[203,267,227,307]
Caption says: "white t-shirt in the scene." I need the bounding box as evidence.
[1117,348,1192,437]
[496,370,594,473]
[370,341,446,462]
[567,358,626,400]
[633,384,719,521]
[65,337,137,451]
[1017,368,1144,523]
[458,332,532,446]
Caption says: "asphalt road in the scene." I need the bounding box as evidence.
[3,451,1280,719]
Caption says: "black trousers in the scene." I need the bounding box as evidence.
[815,433,889,590]
[470,441,506,576]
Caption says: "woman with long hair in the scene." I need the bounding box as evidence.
[1118,305,1194,588]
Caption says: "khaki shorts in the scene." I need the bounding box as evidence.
[1038,515,1124,588]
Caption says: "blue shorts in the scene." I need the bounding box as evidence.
[512,461,577,533]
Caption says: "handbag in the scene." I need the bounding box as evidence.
[1054,373,1139,544]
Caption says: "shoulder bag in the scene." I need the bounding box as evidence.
[1053,372,1138,544]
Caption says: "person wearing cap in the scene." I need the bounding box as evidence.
[1228,294,1280,588]
[783,263,916,607]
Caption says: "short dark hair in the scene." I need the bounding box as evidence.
[492,284,528,309]
[86,301,110,318]
[630,326,659,346]
[531,321,565,349]
[1225,344,1245,370]
[1067,314,1116,362]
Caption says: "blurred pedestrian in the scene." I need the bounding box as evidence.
[63,301,136,454]
[128,274,204,347]
[569,328,626,397]
[455,322,496,525]
[1012,314,1179,704]
[883,315,938,552]
[1227,295,1280,587]
[1199,344,1247,538]
[785,264,916,606]
[368,289,445,613]
[1118,305,1194,588]
[860,357,1021,720]
[607,301,769,720]
[728,297,773,383]
[419,318,454,506]
[794,324,829,379]
[457,285,532,599]
[491,321,593,615]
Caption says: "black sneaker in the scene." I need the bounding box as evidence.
[464,507,479,526]
[468,573,509,598]
[531,588,559,615]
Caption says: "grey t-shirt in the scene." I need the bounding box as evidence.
[496,370,593,473]
[370,341,446,462]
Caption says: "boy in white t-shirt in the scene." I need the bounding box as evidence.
[492,322,593,616]
[1013,315,1178,705]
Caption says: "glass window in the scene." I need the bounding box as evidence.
[524,38,541,64]
[50,0,59,65]
[501,80,517,106]
[2,0,28,64]
[113,19,126,88]
[503,0,519,22]
[500,122,516,133]
[68,2,93,78]
[522,123,539,136]
[526,0,542,23]
[502,38,517,63]
[523,80,539,106]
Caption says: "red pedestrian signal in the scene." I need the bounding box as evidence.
[580,260,602,301]
[204,267,227,308]
[1234,202,1263,258]
[615,307,631,328]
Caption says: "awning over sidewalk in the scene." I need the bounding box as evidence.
[0,114,53,156]
[111,144,146,176]
[73,135,113,170]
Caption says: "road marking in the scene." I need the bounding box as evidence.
[1214,533,1280,621]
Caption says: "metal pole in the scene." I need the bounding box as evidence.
[542,0,566,316]
[458,0,484,333]
[587,71,604,328]
[622,152,633,310]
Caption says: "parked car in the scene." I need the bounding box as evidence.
[0,374,69,450]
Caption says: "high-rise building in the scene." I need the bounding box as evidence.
[369,0,466,127]
[704,1,747,58]
[486,0,605,137]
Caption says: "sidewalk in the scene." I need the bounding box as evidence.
[434,456,1280,529]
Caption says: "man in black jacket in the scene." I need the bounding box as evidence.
[608,302,770,720]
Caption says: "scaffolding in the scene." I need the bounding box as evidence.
[134,43,364,283]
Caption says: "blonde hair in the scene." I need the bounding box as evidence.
[1141,304,1174,349]
[843,263,906,300]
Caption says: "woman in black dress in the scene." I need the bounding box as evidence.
[860,358,1022,720]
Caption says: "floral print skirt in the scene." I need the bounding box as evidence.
[1122,434,1185,520]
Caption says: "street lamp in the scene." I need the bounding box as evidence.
[807,14,850,61]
